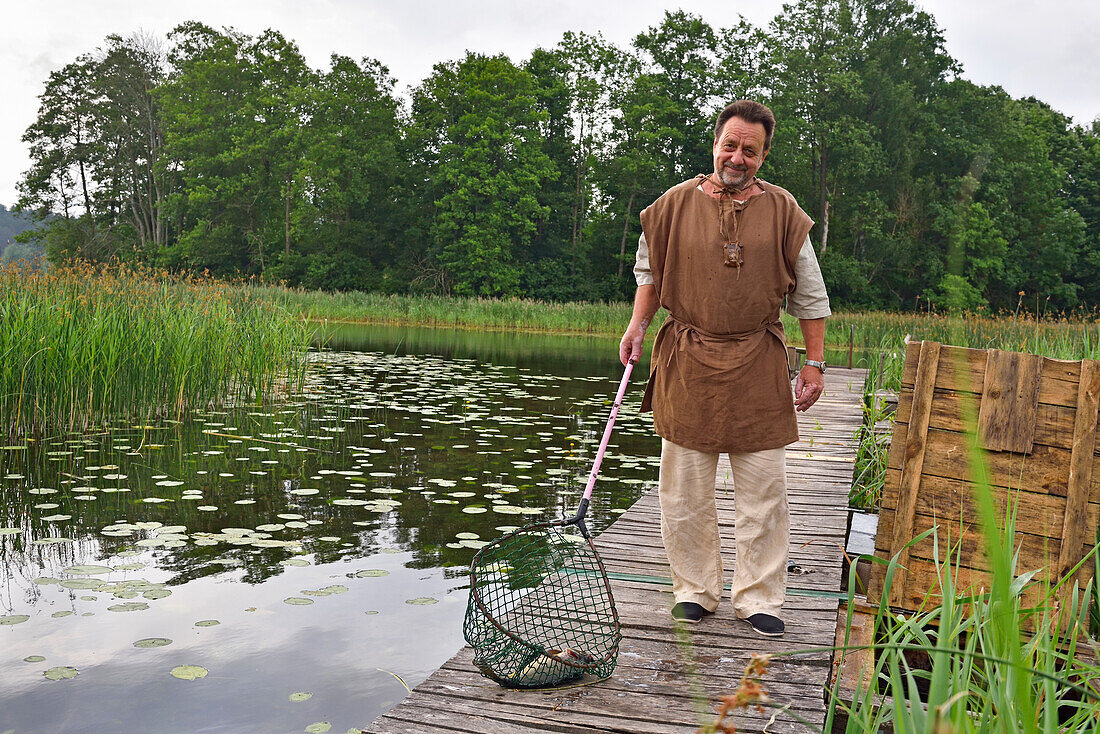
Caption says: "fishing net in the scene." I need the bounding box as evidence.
[463,520,621,689]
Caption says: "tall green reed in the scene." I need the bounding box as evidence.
[0,263,312,438]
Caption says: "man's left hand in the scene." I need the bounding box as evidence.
[794,365,825,412]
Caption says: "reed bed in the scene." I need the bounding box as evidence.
[262,287,636,336]
[0,263,312,437]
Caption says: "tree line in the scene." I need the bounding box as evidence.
[15,1,1100,311]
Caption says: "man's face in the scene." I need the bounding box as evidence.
[712,116,769,189]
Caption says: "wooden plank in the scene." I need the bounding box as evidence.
[831,597,877,694]
[878,469,1100,550]
[886,340,940,607]
[1058,359,1100,579]
[895,389,1100,455]
[901,346,1083,409]
[887,424,1080,498]
[978,350,1042,454]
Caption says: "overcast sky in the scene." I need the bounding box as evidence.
[2,0,1098,207]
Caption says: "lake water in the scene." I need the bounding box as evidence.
[0,324,660,734]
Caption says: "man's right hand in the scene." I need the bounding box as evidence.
[619,323,646,366]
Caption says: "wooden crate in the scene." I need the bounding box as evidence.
[868,340,1100,612]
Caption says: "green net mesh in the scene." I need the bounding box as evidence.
[463,522,621,689]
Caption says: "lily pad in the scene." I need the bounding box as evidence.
[63,565,113,576]
[0,528,22,536]
[108,601,150,612]
[305,723,331,733]
[170,665,208,680]
[354,569,389,578]
[194,620,220,627]
[24,655,46,662]
[59,579,103,590]
[0,615,30,625]
[289,691,313,702]
[43,666,78,680]
[283,597,314,605]
[405,597,439,606]
[134,638,173,648]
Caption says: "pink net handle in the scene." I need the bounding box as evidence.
[581,361,635,504]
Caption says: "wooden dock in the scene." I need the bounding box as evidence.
[368,367,867,733]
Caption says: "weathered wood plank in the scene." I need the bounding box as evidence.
[1058,359,1100,580]
[887,340,939,606]
[977,349,1043,454]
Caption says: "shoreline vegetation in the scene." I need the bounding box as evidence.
[267,283,1100,355]
[1,264,311,438]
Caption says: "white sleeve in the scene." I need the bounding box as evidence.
[633,233,654,287]
[785,235,831,319]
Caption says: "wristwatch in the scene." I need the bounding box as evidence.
[805,359,827,374]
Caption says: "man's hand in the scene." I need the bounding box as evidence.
[620,323,646,366]
[794,364,824,411]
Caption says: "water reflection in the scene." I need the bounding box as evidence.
[0,329,660,733]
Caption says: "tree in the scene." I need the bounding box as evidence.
[282,54,405,291]
[591,11,724,297]
[409,53,556,296]
[161,23,314,275]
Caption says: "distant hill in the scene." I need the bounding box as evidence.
[0,204,46,266]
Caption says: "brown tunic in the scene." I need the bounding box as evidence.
[640,176,814,453]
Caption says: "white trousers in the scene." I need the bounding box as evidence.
[657,439,788,618]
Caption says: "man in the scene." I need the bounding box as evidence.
[619,100,830,637]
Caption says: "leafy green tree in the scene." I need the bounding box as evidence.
[161,23,314,275]
[281,54,405,291]
[590,11,724,298]
[91,33,169,256]
[409,52,556,296]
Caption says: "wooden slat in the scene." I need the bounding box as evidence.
[978,350,1042,454]
[895,390,1100,454]
[1058,360,1100,579]
[887,340,939,607]
[831,597,877,694]
[878,469,1100,547]
[901,346,1083,409]
[887,424,1080,497]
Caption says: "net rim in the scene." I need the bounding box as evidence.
[467,519,623,672]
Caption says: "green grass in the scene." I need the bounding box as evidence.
[0,263,312,437]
